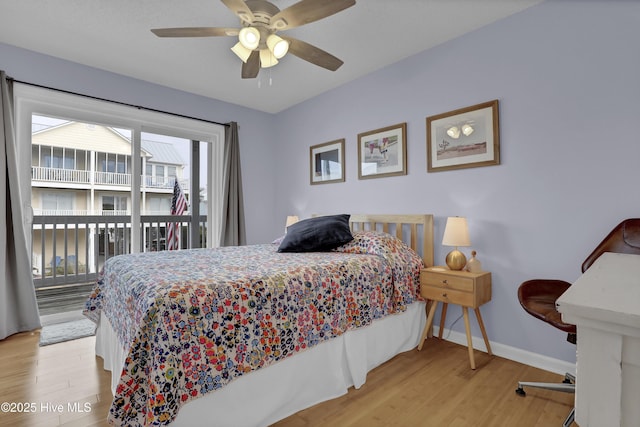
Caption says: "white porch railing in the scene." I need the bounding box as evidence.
[32,209,129,216]
[144,175,174,189]
[94,171,131,186]
[31,166,189,191]
[32,166,90,184]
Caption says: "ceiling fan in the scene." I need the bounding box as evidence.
[151,0,356,79]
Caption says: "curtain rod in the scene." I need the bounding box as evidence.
[8,77,231,128]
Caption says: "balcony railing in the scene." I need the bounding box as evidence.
[32,166,189,191]
[95,171,131,186]
[33,209,129,216]
[144,175,175,189]
[32,166,90,184]
[32,214,207,289]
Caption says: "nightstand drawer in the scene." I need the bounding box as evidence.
[421,285,476,306]
[421,271,474,292]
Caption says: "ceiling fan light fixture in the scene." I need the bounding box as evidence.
[267,34,289,59]
[238,27,260,50]
[462,124,474,136]
[447,126,461,139]
[231,42,252,62]
[260,49,279,68]
[151,0,356,79]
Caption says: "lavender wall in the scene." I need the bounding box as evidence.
[0,42,278,244]
[273,0,640,362]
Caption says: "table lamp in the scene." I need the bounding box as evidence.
[442,216,471,270]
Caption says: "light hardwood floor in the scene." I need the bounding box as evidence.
[0,330,575,426]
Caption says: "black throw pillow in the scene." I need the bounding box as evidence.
[277,214,353,252]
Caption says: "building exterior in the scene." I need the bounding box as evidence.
[30,118,190,285]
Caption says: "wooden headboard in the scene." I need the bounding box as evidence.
[348,214,434,267]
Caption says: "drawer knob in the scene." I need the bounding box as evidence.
[442,293,447,298]
[442,279,448,284]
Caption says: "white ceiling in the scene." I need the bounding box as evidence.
[0,0,542,114]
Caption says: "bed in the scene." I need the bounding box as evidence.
[84,214,434,427]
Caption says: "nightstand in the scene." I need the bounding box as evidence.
[417,267,493,369]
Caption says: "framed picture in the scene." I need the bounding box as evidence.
[310,139,345,185]
[357,123,407,179]
[426,99,500,172]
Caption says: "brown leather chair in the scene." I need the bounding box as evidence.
[515,218,640,427]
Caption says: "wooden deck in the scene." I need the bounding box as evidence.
[36,283,94,317]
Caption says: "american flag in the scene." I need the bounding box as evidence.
[167,180,188,250]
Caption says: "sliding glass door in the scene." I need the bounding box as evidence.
[14,84,225,288]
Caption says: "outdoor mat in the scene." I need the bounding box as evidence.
[39,318,96,346]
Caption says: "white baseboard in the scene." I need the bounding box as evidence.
[435,326,576,377]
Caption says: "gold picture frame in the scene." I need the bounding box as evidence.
[357,123,407,179]
[310,139,345,185]
[426,100,500,172]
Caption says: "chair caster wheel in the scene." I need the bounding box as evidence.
[515,387,526,396]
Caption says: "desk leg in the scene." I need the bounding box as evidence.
[462,307,476,369]
[438,303,448,339]
[418,301,439,351]
[474,307,492,356]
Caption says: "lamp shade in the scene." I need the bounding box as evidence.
[267,34,289,59]
[442,217,471,247]
[462,124,474,136]
[260,49,278,68]
[231,42,252,62]
[238,27,260,50]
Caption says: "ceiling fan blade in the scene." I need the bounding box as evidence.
[242,50,260,79]
[221,0,255,24]
[282,36,343,71]
[151,27,239,37]
[270,0,355,30]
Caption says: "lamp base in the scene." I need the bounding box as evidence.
[446,249,467,271]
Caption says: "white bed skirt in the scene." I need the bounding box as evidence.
[95,301,426,427]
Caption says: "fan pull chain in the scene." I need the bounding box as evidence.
[256,71,274,88]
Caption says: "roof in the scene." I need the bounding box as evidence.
[141,139,185,166]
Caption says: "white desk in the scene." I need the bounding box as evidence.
[556,252,640,427]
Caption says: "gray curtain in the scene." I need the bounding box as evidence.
[1,72,41,340]
[219,121,246,246]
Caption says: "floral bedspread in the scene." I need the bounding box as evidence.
[83,231,423,426]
